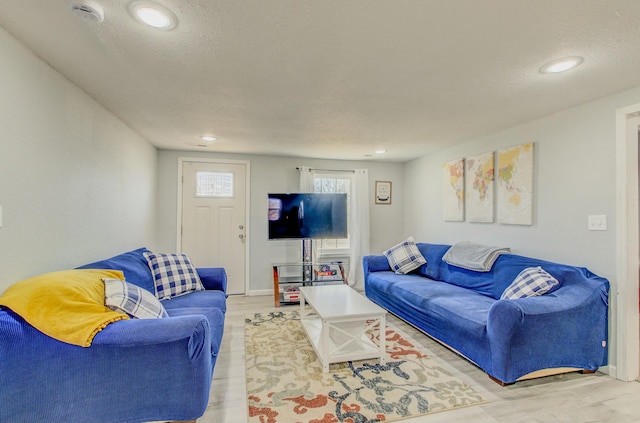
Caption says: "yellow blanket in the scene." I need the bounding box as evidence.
[0,269,129,347]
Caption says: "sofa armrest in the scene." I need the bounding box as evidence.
[363,255,391,273]
[486,283,609,383]
[197,267,227,292]
[94,314,211,349]
[0,311,213,422]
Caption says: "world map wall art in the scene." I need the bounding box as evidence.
[465,151,495,223]
[497,142,534,225]
[442,158,465,221]
[442,142,534,225]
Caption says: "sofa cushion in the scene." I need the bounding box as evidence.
[365,272,493,367]
[103,278,169,319]
[77,247,155,294]
[143,252,204,300]
[161,289,227,315]
[500,266,560,299]
[383,236,427,274]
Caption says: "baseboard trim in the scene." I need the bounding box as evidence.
[603,364,615,379]
[247,289,272,297]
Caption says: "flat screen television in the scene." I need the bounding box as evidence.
[268,193,348,240]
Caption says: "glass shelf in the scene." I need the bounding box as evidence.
[272,262,348,306]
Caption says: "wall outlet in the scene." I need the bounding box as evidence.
[588,214,607,231]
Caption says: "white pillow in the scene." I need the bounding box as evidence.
[501,266,559,300]
[383,237,427,274]
[103,278,168,319]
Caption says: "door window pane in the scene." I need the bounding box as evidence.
[196,172,234,197]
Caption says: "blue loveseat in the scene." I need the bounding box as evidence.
[0,247,227,423]
[363,243,610,385]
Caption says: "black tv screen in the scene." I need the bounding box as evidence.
[268,193,348,240]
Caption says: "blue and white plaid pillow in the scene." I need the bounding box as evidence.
[501,266,559,300]
[383,236,427,274]
[103,278,169,319]
[143,252,204,300]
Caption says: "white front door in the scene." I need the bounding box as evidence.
[180,160,247,295]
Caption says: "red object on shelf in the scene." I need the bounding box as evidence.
[284,286,300,302]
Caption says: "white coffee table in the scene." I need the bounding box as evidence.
[299,285,387,373]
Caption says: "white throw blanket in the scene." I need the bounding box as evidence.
[442,241,510,272]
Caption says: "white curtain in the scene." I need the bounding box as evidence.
[298,166,314,192]
[298,166,370,290]
[349,169,370,290]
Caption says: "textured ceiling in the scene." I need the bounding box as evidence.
[1,0,640,162]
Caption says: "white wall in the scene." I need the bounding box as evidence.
[0,26,157,293]
[404,84,640,372]
[156,150,404,292]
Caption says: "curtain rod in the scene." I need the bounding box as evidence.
[296,167,356,173]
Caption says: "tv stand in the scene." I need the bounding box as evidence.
[272,261,348,307]
[272,239,349,307]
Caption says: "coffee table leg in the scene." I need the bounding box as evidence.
[322,319,329,373]
[379,315,386,366]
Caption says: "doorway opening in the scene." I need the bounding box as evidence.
[616,106,640,382]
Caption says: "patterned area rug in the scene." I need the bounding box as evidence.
[245,311,487,423]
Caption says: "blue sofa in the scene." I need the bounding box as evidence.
[0,247,227,423]
[363,243,609,385]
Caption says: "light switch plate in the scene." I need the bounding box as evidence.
[588,214,607,231]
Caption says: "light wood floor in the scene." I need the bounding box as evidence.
[198,294,640,423]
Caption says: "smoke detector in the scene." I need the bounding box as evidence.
[70,1,105,23]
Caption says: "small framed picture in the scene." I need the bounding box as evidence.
[375,181,392,204]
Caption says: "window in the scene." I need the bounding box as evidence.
[196,172,233,197]
[313,173,351,251]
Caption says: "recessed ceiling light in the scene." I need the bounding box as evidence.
[540,56,583,74]
[200,135,217,142]
[375,149,387,154]
[129,1,177,30]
